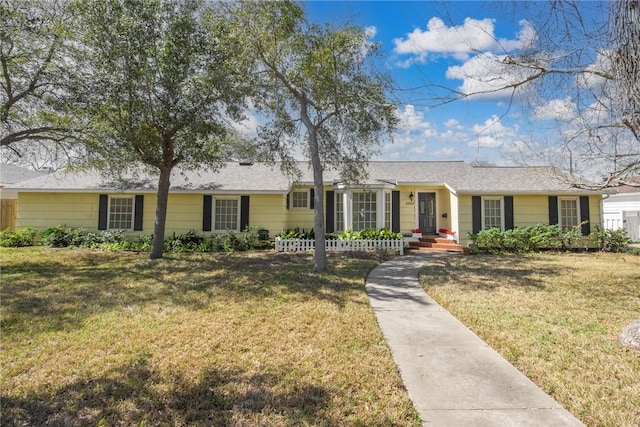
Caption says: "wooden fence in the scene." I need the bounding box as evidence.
[0,199,17,231]
[275,237,404,255]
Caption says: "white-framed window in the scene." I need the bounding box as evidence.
[384,192,392,230]
[352,192,377,231]
[214,197,240,231]
[559,197,579,231]
[482,197,503,230]
[291,190,309,209]
[335,191,345,232]
[108,196,134,230]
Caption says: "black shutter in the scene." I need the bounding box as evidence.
[504,196,514,230]
[580,196,590,235]
[548,196,558,225]
[472,196,482,234]
[326,191,335,233]
[134,195,144,231]
[98,195,108,230]
[392,191,400,233]
[203,195,212,232]
[309,188,315,209]
[286,193,290,209]
[240,196,250,231]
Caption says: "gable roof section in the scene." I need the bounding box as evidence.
[0,163,48,187]
[297,162,600,194]
[610,176,640,194]
[7,161,604,195]
[8,163,292,194]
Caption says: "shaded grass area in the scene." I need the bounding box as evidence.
[1,247,419,426]
[420,253,640,427]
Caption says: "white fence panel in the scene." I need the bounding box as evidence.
[275,237,404,255]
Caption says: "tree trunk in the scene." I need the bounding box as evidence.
[150,166,172,259]
[610,0,640,142]
[308,127,327,273]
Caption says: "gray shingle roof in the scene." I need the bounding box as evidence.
[0,163,48,186]
[6,161,603,194]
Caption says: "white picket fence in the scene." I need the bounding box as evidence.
[275,237,404,255]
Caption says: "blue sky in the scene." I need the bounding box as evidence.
[291,1,608,167]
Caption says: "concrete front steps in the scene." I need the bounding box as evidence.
[408,235,465,253]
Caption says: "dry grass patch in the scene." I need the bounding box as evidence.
[420,252,640,427]
[1,247,419,426]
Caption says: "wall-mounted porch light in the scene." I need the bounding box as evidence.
[409,192,414,202]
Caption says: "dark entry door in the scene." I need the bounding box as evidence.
[418,192,436,234]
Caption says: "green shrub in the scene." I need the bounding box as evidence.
[0,227,39,247]
[41,226,89,247]
[164,230,205,252]
[342,229,402,240]
[470,224,572,253]
[592,227,631,252]
[468,227,504,253]
[278,228,403,241]
[279,227,314,239]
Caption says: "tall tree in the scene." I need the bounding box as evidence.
[0,0,77,164]
[226,0,398,272]
[73,0,248,259]
[407,0,639,188]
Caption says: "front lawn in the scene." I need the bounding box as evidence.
[1,247,419,426]
[420,252,640,427]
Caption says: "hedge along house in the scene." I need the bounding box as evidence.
[7,161,606,247]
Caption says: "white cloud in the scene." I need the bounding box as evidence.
[381,106,530,164]
[532,97,577,121]
[445,53,541,100]
[470,115,519,148]
[396,105,435,133]
[444,119,463,131]
[577,50,612,91]
[364,25,377,39]
[393,17,536,62]
[229,111,260,136]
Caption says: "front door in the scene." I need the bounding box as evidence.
[418,192,436,234]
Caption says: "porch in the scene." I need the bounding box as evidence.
[407,235,465,253]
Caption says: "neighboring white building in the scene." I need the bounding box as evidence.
[603,179,640,241]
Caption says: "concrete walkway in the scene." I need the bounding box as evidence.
[366,252,585,427]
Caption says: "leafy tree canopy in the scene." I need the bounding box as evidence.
[72,0,250,258]
[224,0,398,271]
[1,0,77,166]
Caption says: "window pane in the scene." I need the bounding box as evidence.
[483,199,501,229]
[560,199,578,230]
[384,192,391,230]
[109,197,133,230]
[215,199,238,231]
[292,191,308,208]
[335,192,344,232]
[352,192,377,231]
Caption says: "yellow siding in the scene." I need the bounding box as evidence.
[168,193,287,236]
[457,194,604,246]
[287,209,315,231]
[514,195,552,226]
[438,190,452,231]
[248,194,288,234]
[458,195,473,246]
[163,194,201,233]
[18,193,98,230]
[16,190,603,245]
[589,196,602,230]
[396,186,453,234]
[17,192,288,237]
